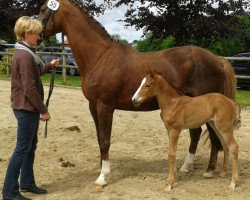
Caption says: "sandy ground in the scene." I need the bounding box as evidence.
[0,79,250,200]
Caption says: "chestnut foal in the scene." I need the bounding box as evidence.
[132,69,241,191]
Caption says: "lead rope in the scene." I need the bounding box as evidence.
[40,8,57,138]
[43,42,57,138]
[43,33,65,138]
[44,68,55,138]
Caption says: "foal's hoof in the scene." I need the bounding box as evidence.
[229,182,236,189]
[165,185,172,192]
[220,171,226,178]
[202,171,214,179]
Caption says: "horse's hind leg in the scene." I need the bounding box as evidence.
[180,127,201,172]
[202,124,222,178]
[228,138,239,189]
[220,131,239,189]
[220,146,229,178]
[91,102,114,188]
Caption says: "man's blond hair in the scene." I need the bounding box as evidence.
[14,16,43,42]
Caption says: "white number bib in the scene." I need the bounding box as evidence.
[47,0,60,11]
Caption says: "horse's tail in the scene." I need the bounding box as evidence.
[219,57,240,128]
[218,56,237,100]
[210,56,237,151]
[232,101,241,130]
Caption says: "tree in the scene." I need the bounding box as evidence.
[111,34,129,44]
[41,35,58,47]
[107,0,250,46]
[0,0,45,42]
[0,0,107,43]
[136,33,175,52]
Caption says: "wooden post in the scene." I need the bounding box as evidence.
[6,49,9,76]
[61,33,67,83]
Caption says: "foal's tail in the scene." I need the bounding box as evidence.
[233,101,241,130]
[218,56,237,100]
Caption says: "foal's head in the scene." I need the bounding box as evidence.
[132,68,158,107]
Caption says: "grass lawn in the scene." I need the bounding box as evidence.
[236,89,250,106]
[41,73,82,87]
[1,72,250,106]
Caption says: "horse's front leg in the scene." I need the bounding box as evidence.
[166,129,180,192]
[91,101,114,188]
[180,127,201,172]
[89,102,100,146]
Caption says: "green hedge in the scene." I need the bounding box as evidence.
[0,48,14,74]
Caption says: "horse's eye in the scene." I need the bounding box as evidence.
[145,84,150,88]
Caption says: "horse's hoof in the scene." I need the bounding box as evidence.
[202,171,214,179]
[95,184,105,191]
[95,180,107,191]
[229,182,236,189]
[220,171,226,178]
[180,166,189,173]
[165,185,172,192]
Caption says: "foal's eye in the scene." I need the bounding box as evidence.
[145,84,150,88]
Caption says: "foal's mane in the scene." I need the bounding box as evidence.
[68,0,112,41]
[151,70,183,96]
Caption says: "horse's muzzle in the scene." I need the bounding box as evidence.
[132,98,141,107]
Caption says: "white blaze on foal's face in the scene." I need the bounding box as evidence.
[132,77,146,102]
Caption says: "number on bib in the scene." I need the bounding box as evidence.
[47,0,60,11]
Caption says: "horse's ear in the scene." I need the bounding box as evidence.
[145,67,157,79]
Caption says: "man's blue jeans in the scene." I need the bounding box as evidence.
[2,109,39,197]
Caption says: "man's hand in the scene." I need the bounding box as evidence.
[40,112,51,121]
[50,59,60,68]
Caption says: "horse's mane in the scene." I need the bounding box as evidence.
[68,0,112,41]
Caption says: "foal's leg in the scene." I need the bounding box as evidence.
[92,102,114,188]
[166,129,180,192]
[220,146,229,178]
[180,127,201,172]
[202,124,221,178]
[220,132,239,189]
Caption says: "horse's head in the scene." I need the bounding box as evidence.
[37,0,64,38]
[132,68,158,107]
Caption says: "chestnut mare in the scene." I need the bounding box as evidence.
[38,0,236,188]
[132,69,241,191]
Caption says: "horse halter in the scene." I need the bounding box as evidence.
[40,8,55,41]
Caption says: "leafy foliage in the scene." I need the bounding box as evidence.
[0,0,45,42]
[0,48,14,74]
[111,34,129,44]
[0,0,107,43]
[136,34,175,52]
[42,35,59,47]
[107,0,250,46]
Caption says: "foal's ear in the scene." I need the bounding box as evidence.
[145,67,157,79]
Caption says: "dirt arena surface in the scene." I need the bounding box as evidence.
[0,79,250,200]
